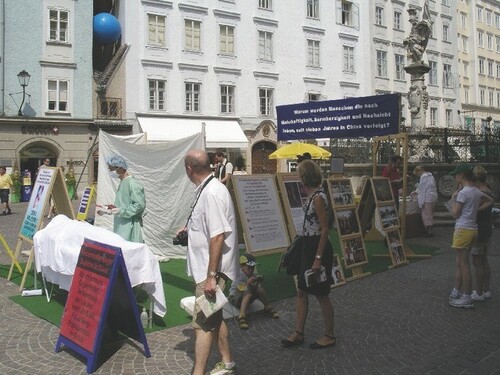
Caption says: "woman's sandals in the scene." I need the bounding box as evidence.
[280,331,304,348]
[309,334,336,349]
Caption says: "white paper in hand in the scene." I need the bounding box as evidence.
[195,286,228,318]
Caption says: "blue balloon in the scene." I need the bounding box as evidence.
[93,13,121,44]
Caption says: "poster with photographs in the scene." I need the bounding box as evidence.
[340,235,368,268]
[377,204,400,231]
[276,173,308,238]
[331,254,346,287]
[357,177,376,234]
[386,230,407,266]
[328,178,355,208]
[371,177,394,203]
[335,208,361,237]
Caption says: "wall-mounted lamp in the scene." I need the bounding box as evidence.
[17,70,31,116]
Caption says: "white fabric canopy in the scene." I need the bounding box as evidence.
[137,116,249,149]
[94,130,204,259]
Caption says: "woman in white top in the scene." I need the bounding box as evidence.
[413,165,438,236]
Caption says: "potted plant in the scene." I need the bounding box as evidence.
[65,162,77,200]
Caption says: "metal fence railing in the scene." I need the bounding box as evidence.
[330,128,500,164]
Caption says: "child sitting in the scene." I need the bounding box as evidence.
[229,254,279,329]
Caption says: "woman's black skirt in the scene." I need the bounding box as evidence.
[297,235,333,296]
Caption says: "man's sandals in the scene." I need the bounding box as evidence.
[237,315,249,330]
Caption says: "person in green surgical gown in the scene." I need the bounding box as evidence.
[100,155,146,243]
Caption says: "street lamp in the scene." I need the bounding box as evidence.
[17,70,30,116]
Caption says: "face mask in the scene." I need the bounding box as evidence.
[109,170,120,179]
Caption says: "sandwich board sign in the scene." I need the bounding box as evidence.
[55,239,150,373]
[76,185,96,221]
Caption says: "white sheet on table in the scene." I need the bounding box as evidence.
[33,215,166,317]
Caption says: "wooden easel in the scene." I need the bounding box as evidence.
[372,133,431,259]
[8,167,75,291]
[0,233,22,273]
[326,177,370,281]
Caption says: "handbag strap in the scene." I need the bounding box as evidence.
[301,190,322,235]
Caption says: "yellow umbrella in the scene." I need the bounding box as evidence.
[268,143,331,160]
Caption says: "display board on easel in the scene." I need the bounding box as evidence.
[8,167,75,290]
[76,185,96,221]
[228,174,290,255]
[275,173,307,239]
[327,178,370,281]
[55,239,150,373]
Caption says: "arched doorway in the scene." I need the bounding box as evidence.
[251,141,277,174]
[19,141,59,184]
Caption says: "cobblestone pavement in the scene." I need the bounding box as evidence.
[0,202,499,374]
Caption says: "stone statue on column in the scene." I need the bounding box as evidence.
[403,3,433,132]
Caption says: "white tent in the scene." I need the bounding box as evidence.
[137,116,249,149]
[94,131,204,259]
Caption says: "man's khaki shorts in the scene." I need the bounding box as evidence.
[192,277,226,332]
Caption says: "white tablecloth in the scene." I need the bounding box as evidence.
[33,215,166,317]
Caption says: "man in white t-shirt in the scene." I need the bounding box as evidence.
[214,149,233,185]
[180,149,239,375]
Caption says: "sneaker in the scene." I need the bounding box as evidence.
[449,295,474,309]
[206,361,236,375]
[449,288,462,301]
[483,291,492,299]
[471,290,485,302]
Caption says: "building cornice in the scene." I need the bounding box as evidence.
[253,16,278,27]
[213,9,241,20]
[302,26,325,35]
[214,66,242,75]
[141,0,173,9]
[39,60,76,69]
[253,71,279,79]
[178,3,208,14]
[339,81,360,89]
[338,32,359,42]
[141,59,173,69]
[178,62,209,72]
[303,76,326,84]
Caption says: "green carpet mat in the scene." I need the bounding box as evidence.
[0,234,437,332]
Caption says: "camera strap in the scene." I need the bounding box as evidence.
[184,175,215,228]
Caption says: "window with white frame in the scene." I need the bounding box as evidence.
[497,91,500,108]
[148,79,166,110]
[443,64,452,88]
[258,0,272,10]
[478,31,484,47]
[477,7,483,22]
[49,9,68,42]
[185,82,200,112]
[479,58,485,74]
[488,61,494,77]
[375,6,384,26]
[48,80,68,112]
[343,45,355,72]
[487,34,493,50]
[430,107,437,126]
[480,87,485,105]
[394,11,402,30]
[462,36,468,52]
[148,14,166,47]
[442,24,449,42]
[258,30,273,60]
[463,87,469,104]
[307,0,319,19]
[463,61,469,77]
[497,63,500,78]
[429,61,438,85]
[220,85,234,113]
[461,13,467,29]
[219,25,234,54]
[341,1,352,26]
[259,88,273,115]
[445,109,452,126]
[442,0,449,5]
[376,50,387,77]
[395,54,405,80]
[185,19,201,51]
[489,90,494,107]
[307,39,320,67]
[496,14,500,28]
[308,93,321,101]
[486,11,492,25]
[496,36,500,53]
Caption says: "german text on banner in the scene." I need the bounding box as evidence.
[276,93,400,141]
